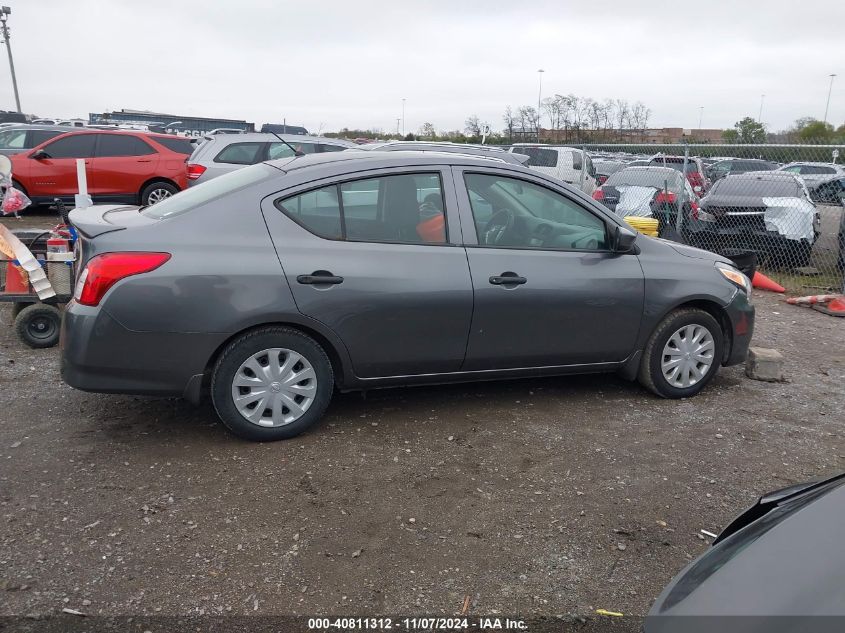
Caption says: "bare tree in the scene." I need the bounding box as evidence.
[464,115,482,137]
[614,98,629,133]
[502,106,516,141]
[418,122,437,139]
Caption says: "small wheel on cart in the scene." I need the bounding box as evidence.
[10,301,34,320]
[14,303,62,349]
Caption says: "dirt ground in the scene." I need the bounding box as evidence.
[0,263,843,623]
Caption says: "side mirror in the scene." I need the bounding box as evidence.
[30,149,50,160]
[613,225,638,252]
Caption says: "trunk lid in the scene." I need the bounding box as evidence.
[68,204,159,238]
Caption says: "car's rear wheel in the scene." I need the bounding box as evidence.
[140,181,177,206]
[638,308,724,399]
[210,327,334,441]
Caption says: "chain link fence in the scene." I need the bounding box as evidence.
[581,143,845,294]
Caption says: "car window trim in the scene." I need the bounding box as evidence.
[272,168,457,247]
[455,168,615,253]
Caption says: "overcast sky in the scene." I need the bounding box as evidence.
[3,0,842,134]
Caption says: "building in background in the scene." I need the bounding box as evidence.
[89,109,255,136]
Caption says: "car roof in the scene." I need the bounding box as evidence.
[511,143,579,150]
[614,166,681,175]
[780,161,843,167]
[265,150,532,174]
[2,124,84,132]
[200,132,356,146]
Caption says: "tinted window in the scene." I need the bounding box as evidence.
[29,130,63,146]
[518,147,558,167]
[733,161,774,172]
[276,173,446,245]
[141,163,274,219]
[801,165,835,175]
[154,137,194,155]
[215,142,264,165]
[320,143,347,153]
[715,177,801,197]
[42,134,97,158]
[606,168,683,190]
[277,186,342,239]
[267,141,319,160]
[97,134,154,157]
[572,151,583,171]
[0,129,27,148]
[464,173,607,250]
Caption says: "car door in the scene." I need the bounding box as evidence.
[260,167,473,378]
[453,167,645,371]
[89,134,159,199]
[24,133,97,199]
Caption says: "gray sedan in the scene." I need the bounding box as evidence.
[62,152,754,441]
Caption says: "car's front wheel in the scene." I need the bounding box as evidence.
[210,327,334,441]
[638,308,724,399]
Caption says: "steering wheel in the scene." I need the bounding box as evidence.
[482,208,516,245]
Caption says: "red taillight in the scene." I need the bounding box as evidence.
[76,252,171,307]
[655,191,676,204]
[596,175,608,185]
[591,189,605,201]
[691,200,700,219]
[186,163,206,180]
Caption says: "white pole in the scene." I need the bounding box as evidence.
[74,158,92,209]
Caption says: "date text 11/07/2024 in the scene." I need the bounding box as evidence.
[307,617,528,630]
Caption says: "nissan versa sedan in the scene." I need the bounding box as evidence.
[646,472,845,633]
[62,152,754,441]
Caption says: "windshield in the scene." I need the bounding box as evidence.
[141,163,275,219]
[714,177,801,197]
[606,168,682,190]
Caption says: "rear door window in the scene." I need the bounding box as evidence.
[96,134,155,157]
[215,142,265,165]
[154,137,195,155]
[319,143,347,153]
[276,186,343,239]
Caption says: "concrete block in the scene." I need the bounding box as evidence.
[745,347,785,382]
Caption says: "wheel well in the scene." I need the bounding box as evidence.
[138,177,180,200]
[202,322,346,391]
[11,179,27,196]
[672,299,733,363]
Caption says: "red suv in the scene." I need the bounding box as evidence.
[9,130,194,207]
[647,155,710,194]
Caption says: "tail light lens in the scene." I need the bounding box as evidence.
[591,189,605,201]
[186,163,206,180]
[691,200,700,219]
[596,175,608,185]
[655,191,676,204]
[75,252,171,306]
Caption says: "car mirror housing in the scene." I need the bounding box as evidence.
[613,225,637,253]
[30,149,49,160]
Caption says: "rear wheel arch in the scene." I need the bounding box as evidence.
[138,176,180,200]
[203,321,351,392]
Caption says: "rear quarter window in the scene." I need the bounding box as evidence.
[519,147,558,168]
[154,137,195,155]
[214,142,264,165]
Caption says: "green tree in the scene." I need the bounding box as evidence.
[797,120,834,142]
[723,117,766,143]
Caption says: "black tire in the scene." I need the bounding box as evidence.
[140,181,178,206]
[210,327,334,441]
[638,308,724,399]
[14,303,62,349]
[11,179,27,196]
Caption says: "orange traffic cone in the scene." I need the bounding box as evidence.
[752,271,785,293]
[812,297,845,317]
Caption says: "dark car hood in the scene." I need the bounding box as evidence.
[647,474,845,624]
[651,237,730,265]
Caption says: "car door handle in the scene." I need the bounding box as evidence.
[137,159,153,163]
[489,273,527,285]
[297,272,344,285]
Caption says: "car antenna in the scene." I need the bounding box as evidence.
[270,132,304,157]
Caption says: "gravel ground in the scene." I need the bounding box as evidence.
[0,288,843,621]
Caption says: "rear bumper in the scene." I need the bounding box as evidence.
[723,290,755,366]
[61,302,225,397]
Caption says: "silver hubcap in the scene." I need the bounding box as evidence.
[661,324,715,388]
[147,188,172,204]
[231,348,317,427]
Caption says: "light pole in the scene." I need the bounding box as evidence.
[823,74,836,125]
[758,94,765,122]
[0,6,21,113]
[536,69,544,142]
[698,106,703,129]
[401,98,406,136]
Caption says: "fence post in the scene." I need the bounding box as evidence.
[580,145,586,190]
[675,146,689,233]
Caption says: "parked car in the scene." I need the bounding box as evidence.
[0,110,27,124]
[9,130,193,206]
[357,141,529,165]
[707,158,777,182]
[592,166,698,235]
[806,174,845,204]
[593,160,626,186]
[186,133,356,185]
[688,172,819,266]
[648,155,710,194]
[777,161,845,187]
[509,144,597,193]
[646,472,845,632]
[0,124,80,157]
[62,151,754,441]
